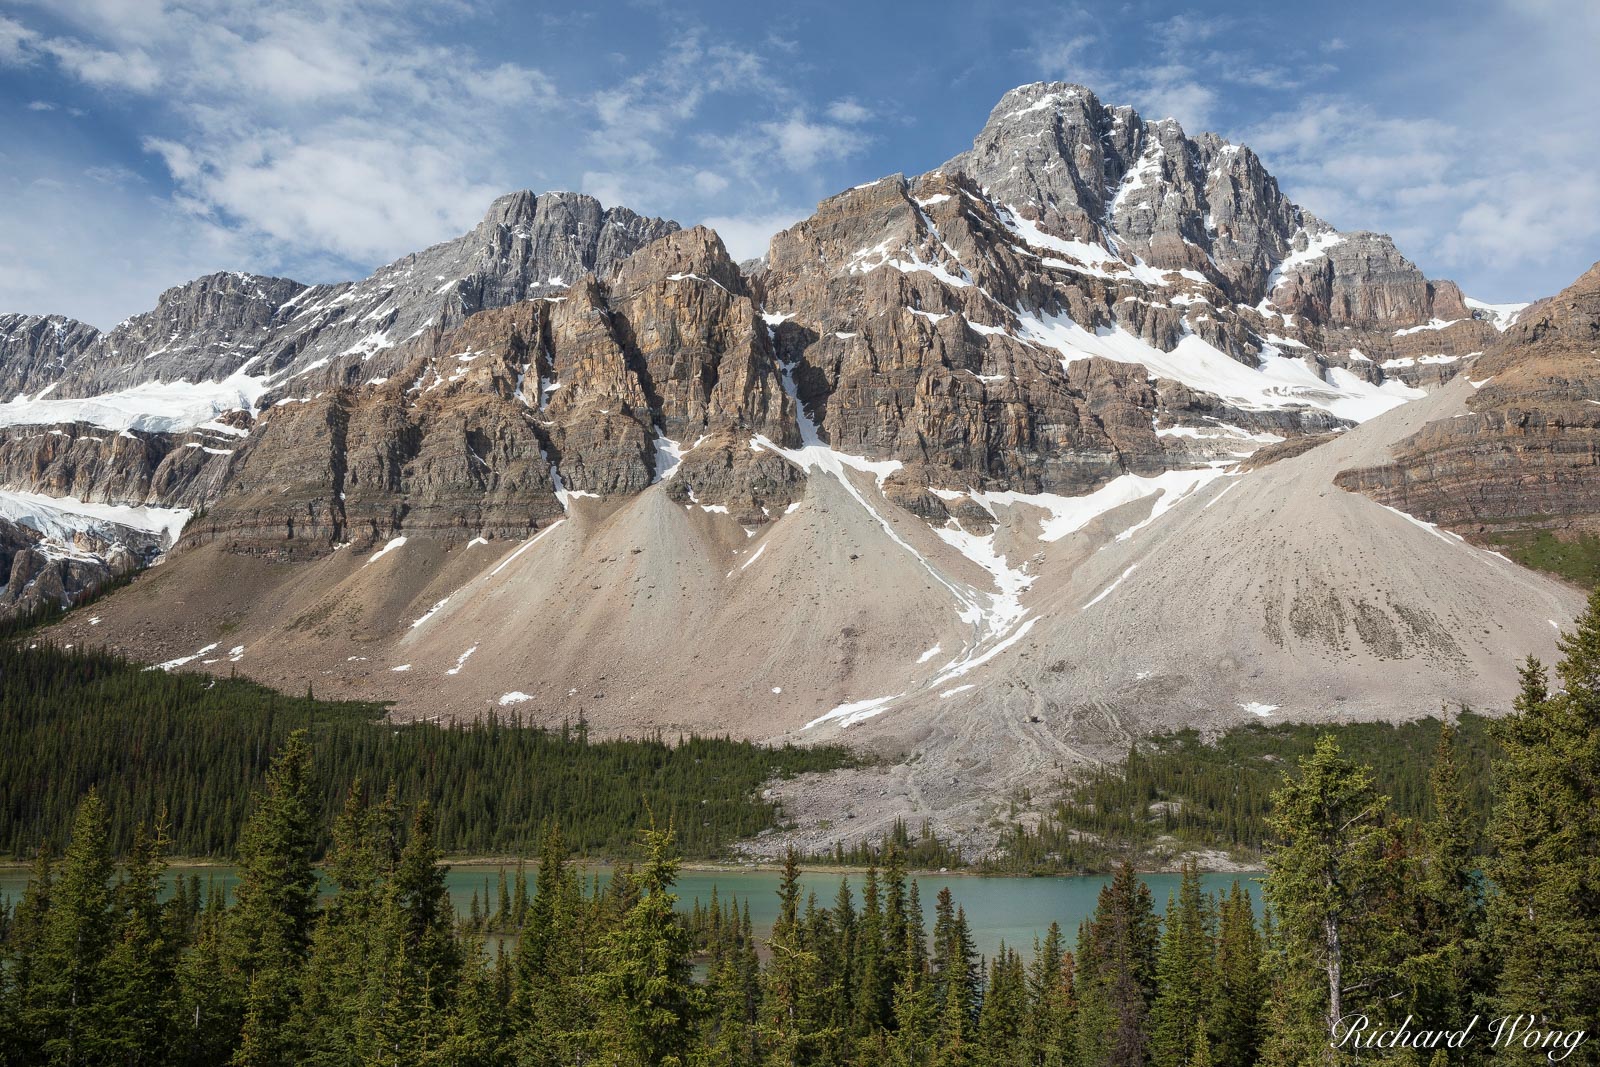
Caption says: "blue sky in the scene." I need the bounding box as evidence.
[2,0,1595,328]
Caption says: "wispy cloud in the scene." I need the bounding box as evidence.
[577,26,870,227]
[2,1,560,280]
[0,15,36,64]
[0,0,1593,324]
[759,113,871,171]
[700,208,808,262]
[826,98,873,124]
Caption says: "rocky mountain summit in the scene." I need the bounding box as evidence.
[947,83,1479,328]
[0,81,1586,853]
[180,226,800,557]
[0,314,101,401]
[1,191,678,402]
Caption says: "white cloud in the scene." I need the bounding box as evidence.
[84,164,145,185]
[700,209,807,263]
[758,113,870,171]
[584,30,779,170]
[1028,33,1096,78]
[1,1,897,327]
[22,0,169,46]
[568,26,876,235]
[693,170,729,196]
[0,2,563,285]
[1240,93,1600,300]
[0,15,36,64]
[826,98,872,124]
[39,37,161,91]
[0,169,246,329]
[154,131,505,263]
[1127,68,1218,131]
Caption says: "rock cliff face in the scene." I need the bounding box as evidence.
[0,314,101,399]
[1336,262,1600,544]
[0,515,139,619]
[6,80,1586,852]
[758,168,1342,503]
[2,192,678,404]
[945,83,1485,330]
[182,226,801,555]
[0,419,239,511]
[0,81,1542,645]
[947,85,1300,302]
[0,191,678,598]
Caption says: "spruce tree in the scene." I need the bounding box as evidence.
[294,782,390,1066]
[358,889,428,1067]
[883,849,910,1000]
[825,876,858,1048]
[1149,861,1215,1067]
[1023,922,1075,1067]
[701,906,759,1067]
[760,848,834,1063]
[930,892,980,1064]
[1074,863,1158,1067]
[99,817,181,1066]
[888,925,936,1067]
[433,931,510,1067]
[1399,720,1487,1032]
[511,861,530,930]
[851,866,889,1039]
[177,883,237,1067]
[1488,594,1600,1058]
[228,730,320,1067]
[1207,882,1262,1067]
[1261,735,1393,1063]
[391,803,459,1019]
[512,822,591,1065]
[33,789,116,1066]
[975,946,1027,1067]
[1,844,53,1065]
[593,824,699,1066]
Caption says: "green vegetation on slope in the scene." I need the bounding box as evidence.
[1482,527,1600,587]
[0,641,855,861]
[985,713,1496,873]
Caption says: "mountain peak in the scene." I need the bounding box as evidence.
[946,81,1465,322]
[986,81,1104,118]
[476,188,680,239]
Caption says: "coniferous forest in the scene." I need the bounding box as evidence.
[0,641,854,860]
[2,635,1499,874]
[982,713,1498,873]
[4,589,1600,1064]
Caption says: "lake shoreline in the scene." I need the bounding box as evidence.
[0,854,1266,878]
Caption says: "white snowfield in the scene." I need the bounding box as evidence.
[0,488,192,548]
[1012,312,1424,422]
[0,372,268,434]
[1463,297,1529,331]
[967,468,1231,544]
[1263,228,1344,293]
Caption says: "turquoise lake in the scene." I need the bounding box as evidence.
[0,864,1261,962]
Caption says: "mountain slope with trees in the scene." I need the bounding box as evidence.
[7,589,1600,1064]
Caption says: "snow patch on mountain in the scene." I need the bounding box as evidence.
[1265,228,1345,293]
[965,468,1229,544]
[1464,296,1529,331]
[0,489,191,547]
[0,373,267,434]
[1013,311,1422,421]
